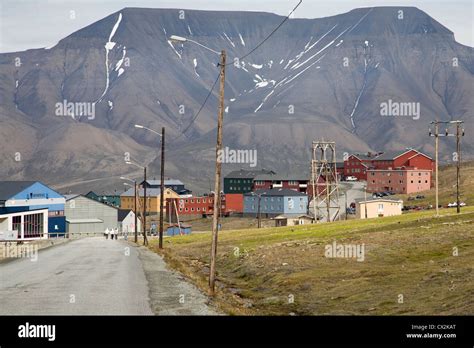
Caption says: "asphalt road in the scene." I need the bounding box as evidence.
[0,237,217,315]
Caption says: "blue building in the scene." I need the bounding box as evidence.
[166,223,192,236]
[141,179,192,195]
[0,181,66,236]
[243,188,308,218]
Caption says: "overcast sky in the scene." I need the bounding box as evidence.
[0,0,472,53]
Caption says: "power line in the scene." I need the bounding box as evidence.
[174,0,302,139]
[226,0,303,65]
[174,71,221,141]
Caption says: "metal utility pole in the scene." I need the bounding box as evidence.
[143,167,148,246]
[209,49,226,295]
[429,120,464,215]
[159,127,165,249]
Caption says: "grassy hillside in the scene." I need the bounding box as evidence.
[148,206,474,315]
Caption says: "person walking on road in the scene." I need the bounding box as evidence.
[105,228,109,240]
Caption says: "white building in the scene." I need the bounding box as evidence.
[118,209,141,233]
[0,208,49,241]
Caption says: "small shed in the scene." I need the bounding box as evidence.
[274,214,314,227]
[166,223,192,236]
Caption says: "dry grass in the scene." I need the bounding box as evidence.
[149,206,474,315]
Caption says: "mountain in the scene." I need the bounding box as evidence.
[0,6,473,193]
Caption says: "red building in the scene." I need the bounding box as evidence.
[253,174,309,193]
[344,153,377,181]
[166,193,245,219]
[344,149,434,185]
[166,194,225,219]
[225,193,244,214]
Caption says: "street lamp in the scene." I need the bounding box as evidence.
[135,124,165,249]
[126,161,148,245]
[170,34,226,295]
[121,177,138,243]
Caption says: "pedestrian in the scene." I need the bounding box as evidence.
[114,228,119,240]
[105,228,109,240]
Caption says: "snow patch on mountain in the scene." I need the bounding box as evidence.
[96,12,122,103]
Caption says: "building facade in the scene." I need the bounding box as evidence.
[65,195,118,234]
[85,191,121,207]
[166,194,226,220]
[0,208,49,240]
[118,209,141,233]
[367,169,431,194]
[356,198,403,219]
[0,181,66,235]
[243,189,308,218]
[120,187,180,214]
[223,169,276,194]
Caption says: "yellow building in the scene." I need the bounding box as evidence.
[356,198,403,219]
[120,187,180,214]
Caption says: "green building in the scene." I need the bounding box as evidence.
[223,169,275,194]
[85,190,121,208]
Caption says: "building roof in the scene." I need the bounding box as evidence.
[0,181,38,201]
[143,179,184,186]
[253,173,308,181]
[121,187,164,197]
[64,194,119,209]
[225,169,276,179]
[355,198,403,204]
[246,188,307,197]
[87,190,122,197]
[66,218,104,224]
[274,214,313,220]
[118,209,132,222]
[64,194,80,201]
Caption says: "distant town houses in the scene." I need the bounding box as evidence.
[344,148,434,194]
[0,147,435,240]
[85,190,121,208]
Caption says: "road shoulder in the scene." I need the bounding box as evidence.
[135,244,221,315]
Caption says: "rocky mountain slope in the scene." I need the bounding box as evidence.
[0,6,473,193]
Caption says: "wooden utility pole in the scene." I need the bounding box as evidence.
[143,167,148,246]
[134,181,138,243]
[435,121,439,216]
[257,193,262,228]
[364,186,368,219]
[456,123,462,214]
[429,120,464,215]
[159,127,165,249]
[209,49,226,295]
